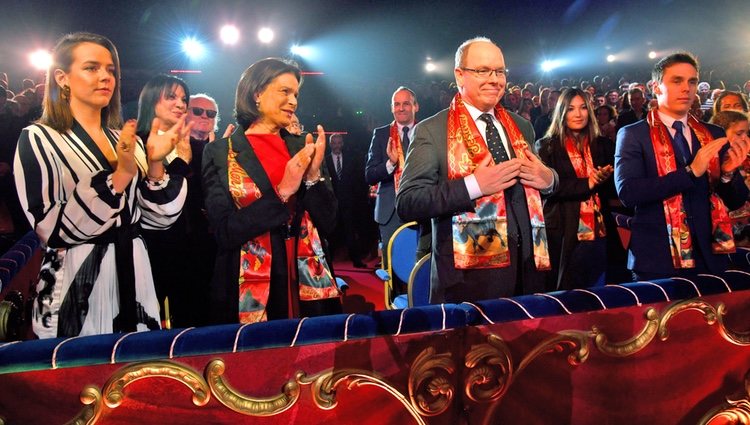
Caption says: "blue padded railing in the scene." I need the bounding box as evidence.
[0,248,748,375]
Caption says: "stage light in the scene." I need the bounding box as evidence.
[606,54,616,63]
[258,28,274,44]
[220,25,240,45]
[29,49,52,71]
[290,44,314,59]
[648,51,657,59]
[541,59,564,72]
[181,37,206,60]
[425,62,437,72]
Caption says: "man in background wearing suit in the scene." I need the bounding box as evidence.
[326,133,369,268]
[365,87,422,263]
[615,52,749,280]
[397,37,558,304]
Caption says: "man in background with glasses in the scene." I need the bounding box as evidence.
[185,93,222,325]
[397,37,557,304]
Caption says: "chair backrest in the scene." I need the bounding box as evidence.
[387,222,419,283]
[384,222,419,308]
[407,254,431,307]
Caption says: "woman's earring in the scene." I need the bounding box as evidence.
[61,85,70,101]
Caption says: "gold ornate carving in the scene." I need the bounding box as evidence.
[464,334,513,403]
[205,359,301,416]
[65,386,103,425]
[301,367,425,423]
[102,360,209,408]
[592,307,659,357]
[659,300,750,346]
[658,299,717,341]
[209,359,427,423]
[716,303,750,346]
[408,346,455,416]
[699,371,750,424]
[517,330,591,371]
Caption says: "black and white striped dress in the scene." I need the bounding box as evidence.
[14,122,187,338]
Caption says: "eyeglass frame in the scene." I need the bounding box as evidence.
[190,107,218,118]
[460,67,509,79]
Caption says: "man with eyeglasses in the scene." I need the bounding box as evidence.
[397,37,558,304]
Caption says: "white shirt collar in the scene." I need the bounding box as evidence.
[463,101,498,125]
[657,110,688,131]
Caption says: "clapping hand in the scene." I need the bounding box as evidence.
[721,135,750,174]
[304,125,326,181]
[146,116,193,163]
[386,137,399,164]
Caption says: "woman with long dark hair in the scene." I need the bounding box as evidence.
[535,88,615,290]
[135,74,195,327]
[202,58,340,324]
[14,33,189,337]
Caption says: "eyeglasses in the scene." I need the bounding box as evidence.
[289,122,304,131]
[190,107,217,118]
[461,67,508,79]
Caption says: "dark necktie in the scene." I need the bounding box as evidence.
[479,114,510,163]
[336,154,343,180]
[402,126,410,152]
[672,120,693,165]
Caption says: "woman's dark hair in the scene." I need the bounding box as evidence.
[710,110,749,131]
[136,74,190,134]
[596,104,617,122]
[235,58,301,129]
[545,88,600,147]
[39,32,123,132]
[713,91,749,115]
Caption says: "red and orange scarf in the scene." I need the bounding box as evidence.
[564,135,606,240]
[227,137,339,323]
[647,109,735,269]
[446,93,550,270]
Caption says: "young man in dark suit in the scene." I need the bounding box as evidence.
[615,52,750,280]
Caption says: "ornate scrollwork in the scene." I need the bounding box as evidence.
[464,334,512,403]
[300,367,427,424]
[592,307,659,357]
[103,360,209,408]
[206,359,301,416]
[517,330,591,372]
[715,303,750,346]
[65,386,103,425]
[658,299,717,341]
[407,346,455,416]
[699,370,750,424]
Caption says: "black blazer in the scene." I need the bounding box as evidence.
[202,126,337,324]
[535,135,615,233]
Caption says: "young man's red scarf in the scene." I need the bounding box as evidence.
[647,109,735,269]
[388,122,407,193]
[564,135,606,240]
[226,136,339,323]
[446,93,550,270]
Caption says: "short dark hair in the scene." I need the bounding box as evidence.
[652,52,699,84]
[39,32,123,132]
[235,58,301,129]
[710,110,749,130]
[136,74,190,134]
